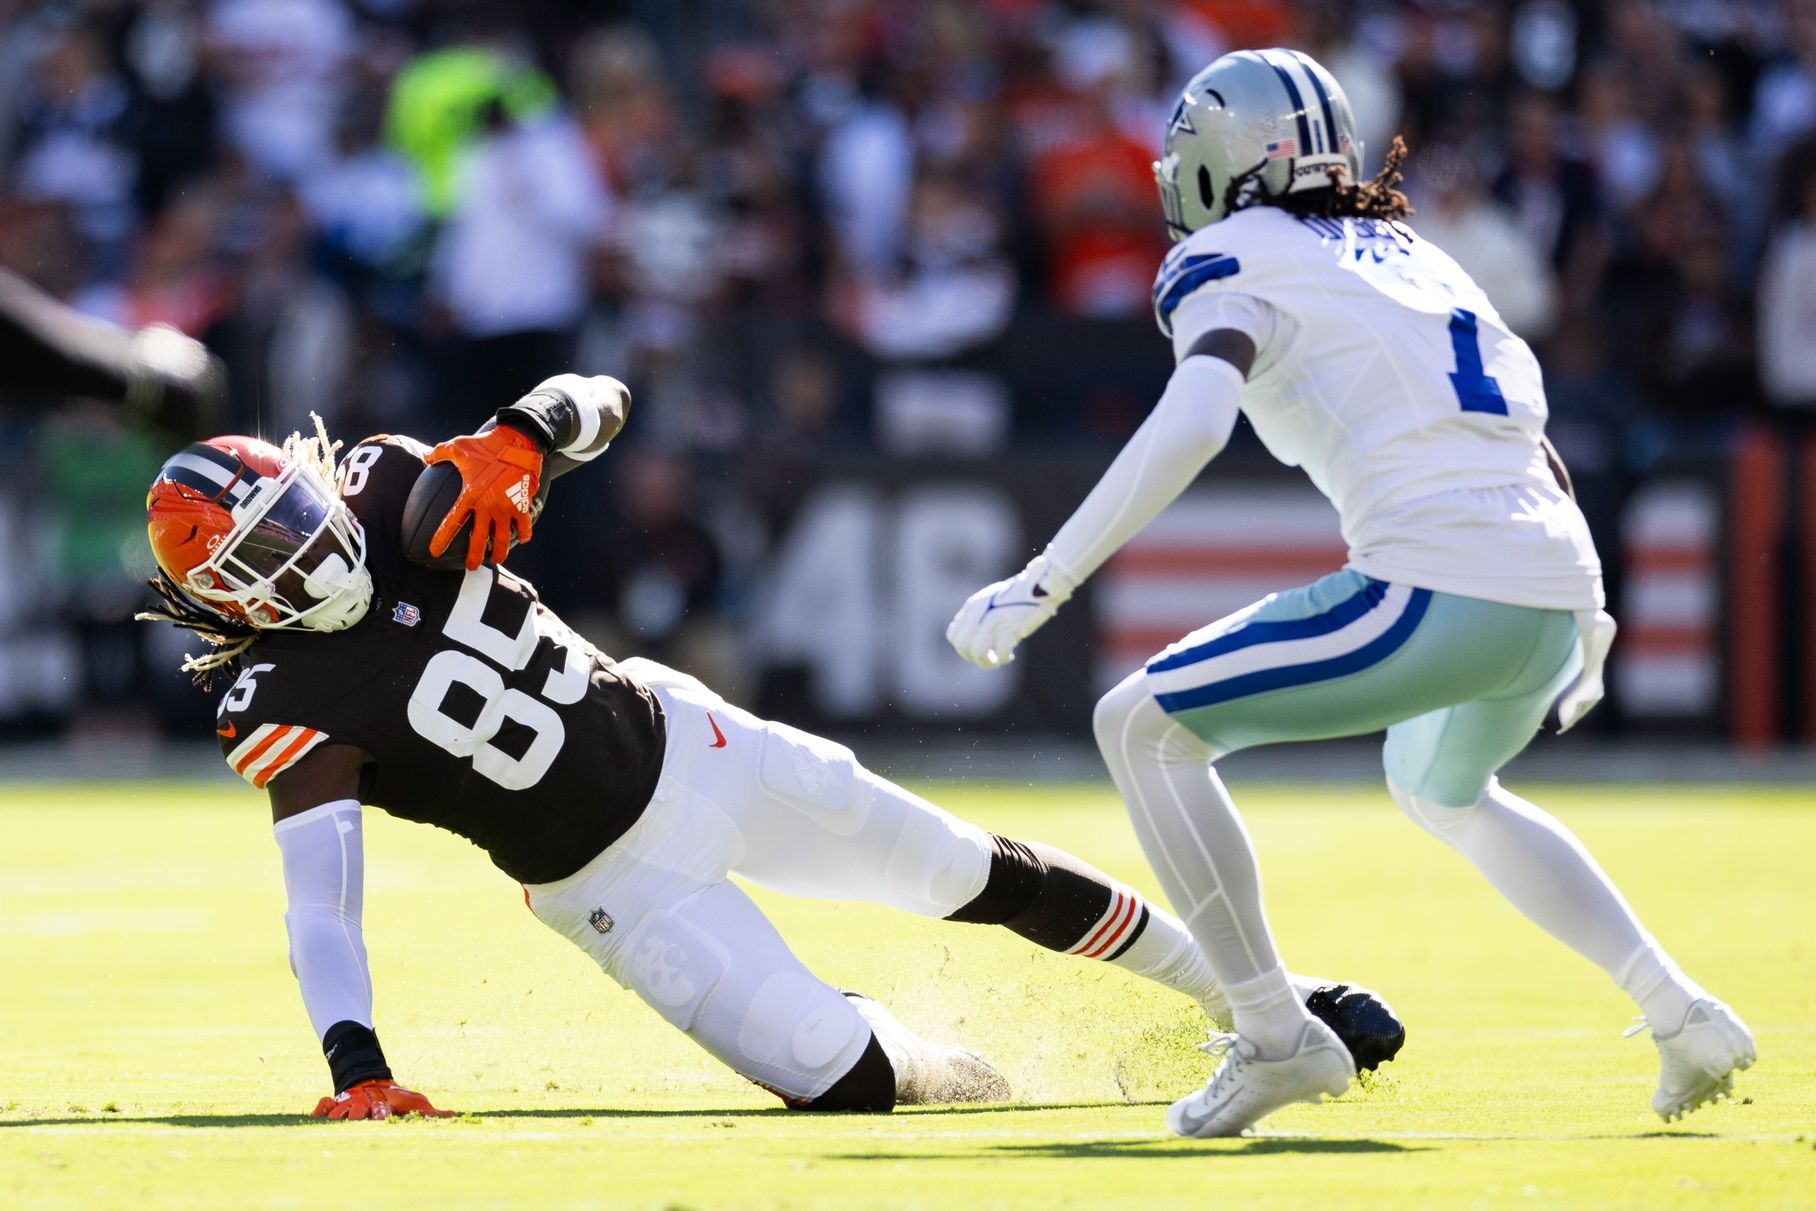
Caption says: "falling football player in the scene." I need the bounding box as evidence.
[948,48,1754,1139]
[138,372,1404,1119]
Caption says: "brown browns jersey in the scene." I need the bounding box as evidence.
[215,435,667,883]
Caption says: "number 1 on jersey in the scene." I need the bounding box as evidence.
[1446,309,1508,416]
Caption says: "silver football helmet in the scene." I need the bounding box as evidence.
[1154,48,1364,240]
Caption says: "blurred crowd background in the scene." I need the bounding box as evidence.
[1,0,1813,739]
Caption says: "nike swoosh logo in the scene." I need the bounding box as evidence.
[707,713,727,749]
[216,722,238,739]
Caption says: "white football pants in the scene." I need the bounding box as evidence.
[522,659,994,1102]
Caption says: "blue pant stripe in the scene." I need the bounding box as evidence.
[1153,588,1433,713]
[1147,577,1386,674]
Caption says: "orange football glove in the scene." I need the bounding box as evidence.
[311,1079,455,1120]
[423,425,545,571]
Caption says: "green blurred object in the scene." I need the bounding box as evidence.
[39,415,163,602]
[384,46,559,218]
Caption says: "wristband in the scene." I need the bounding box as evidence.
[322,1019,392,1093]
[494,389,575,456]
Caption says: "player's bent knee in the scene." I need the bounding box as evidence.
[944,834,1043,925]
[1091,672,1148,754]
[1094,670,1215,766]
[1386,774,1486,838]
[739,972,874,1097]
[618,902,732,1032]
[793,1033,897,1113]
[881,796,992,915]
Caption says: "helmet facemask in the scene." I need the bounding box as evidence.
[184,459,372,632]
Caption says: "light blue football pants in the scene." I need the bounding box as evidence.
[1140,569,1582,805]
[1092,570,1683,1032]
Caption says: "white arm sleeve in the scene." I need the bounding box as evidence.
[1044,354,1244,585]
[274,800,374,1041]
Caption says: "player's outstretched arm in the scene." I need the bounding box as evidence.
[947,332,1252,669]
[424,373,631,571]
[269,745,454,1119]
[0,267,227,440]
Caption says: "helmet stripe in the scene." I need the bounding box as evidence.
[1258,51,1316,155]
[163,451,256,505]
[1290,52,1340,161]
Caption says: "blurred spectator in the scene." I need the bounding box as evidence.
[1492,90,1605,308]
[1749,0,1816,171]
[1758,138,1816,416]
[1576,62,1660,212]
[10,24,142,266]
[121,0,220,216]
[428,101,613,417]
[1408,142,1558,340]
[299,93,426,316]
[840,168,1017,453]
[204,0,355,183]
[73,192,233,338]
[817,67,918,277]
[0,0,1803,737]
[1025,44,1165,317]
[219,192,353,436]
[384,21,557,218]
[573,447,731,687]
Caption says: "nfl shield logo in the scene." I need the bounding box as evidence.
[588,908,614,935]
[392,601,421,626]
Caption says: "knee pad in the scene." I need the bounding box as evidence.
[737,971,873,1098]
[759,720,868,835]
[619,902,731,1032]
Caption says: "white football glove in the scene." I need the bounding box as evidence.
[946,553,1076,670]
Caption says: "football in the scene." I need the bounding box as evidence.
[400,459,501,570]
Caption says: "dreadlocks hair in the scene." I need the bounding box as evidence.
[135,412,345,687]
[135,571,259,687]
[1227,134,1416,223]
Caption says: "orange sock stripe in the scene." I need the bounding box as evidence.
[1068,890,1124,955]
[1082,892,1141,959]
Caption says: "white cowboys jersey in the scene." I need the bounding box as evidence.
[1153,205,1603,611]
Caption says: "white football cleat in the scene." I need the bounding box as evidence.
[1631,998,1756,1122]
[844,993,1011,1105]
[1166,1018,1355,1139]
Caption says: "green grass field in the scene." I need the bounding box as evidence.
[1,779,1811,1209]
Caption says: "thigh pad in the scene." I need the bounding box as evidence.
[618,902,732,1032]
[758,721,867,836]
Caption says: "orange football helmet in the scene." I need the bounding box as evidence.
[146,436,371,631]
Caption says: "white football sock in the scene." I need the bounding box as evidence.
[1093,672,1315,1052]
[1104,902,1227,1017]
[1390,777,1707,1023]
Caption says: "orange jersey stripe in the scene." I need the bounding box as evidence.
[252,728,321,789]
[233,725,292,775]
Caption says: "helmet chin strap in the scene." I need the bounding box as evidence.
[299,553,373,632]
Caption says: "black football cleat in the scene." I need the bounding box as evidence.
[1303,983,1405,1072]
